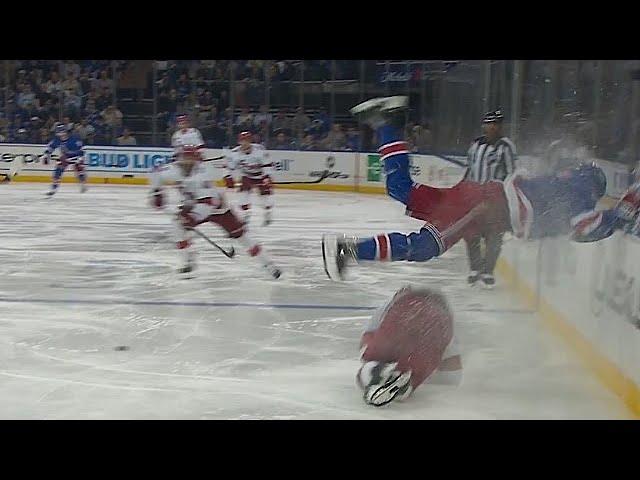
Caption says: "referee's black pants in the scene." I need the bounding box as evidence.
[465,230,504,277]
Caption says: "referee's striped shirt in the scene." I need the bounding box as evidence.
[466,135,517,183]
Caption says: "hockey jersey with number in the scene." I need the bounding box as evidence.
[150,161,227,213]
[225,143,272,180]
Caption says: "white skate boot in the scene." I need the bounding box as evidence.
[322,234,358,281]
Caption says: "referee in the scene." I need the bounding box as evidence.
[464,109,517,288]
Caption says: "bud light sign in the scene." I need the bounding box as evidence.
[85,147,173,171]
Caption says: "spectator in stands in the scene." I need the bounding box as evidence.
[39,127,49,144]
[235,107,253,128]
[322,123,347,151]
[182,91,200,119]
[42,71,63,98]
[117,128,137,146]
[27,116,42,143]
[313,106,331,135]
[95,70,114,93]
[271,109,291,136]
[176,73,191,101]
[345,127,361,151]
[291,107,311,140]
[63,89,82,119]
[62,60,81,79]
[0,130,6,143]
[79,69,92,95]
[253,105,272,130]
[95,89,110,112]
[15,128,28,143]
[199,90,214,113]
[17,84,37,110]
[102,104,123,130]
[299,133,317,151]
[62,71,80,95]
[75,118,95,142]
[270,131,294,150]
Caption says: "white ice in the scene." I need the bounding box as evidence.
[0,183,631,419]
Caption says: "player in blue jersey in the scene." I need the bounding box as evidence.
[322,96,639,280]
[42,124,87,196]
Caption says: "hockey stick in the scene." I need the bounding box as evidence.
[190,227,236,258]
[273,169,331,185]
[159,208,236,258]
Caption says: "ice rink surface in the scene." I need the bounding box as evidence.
[0,183,631,419]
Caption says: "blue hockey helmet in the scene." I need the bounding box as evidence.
[572,162,607,200]
[55,123,68,138]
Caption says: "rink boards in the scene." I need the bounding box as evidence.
[0,143,466,193]
[2,142,640,417]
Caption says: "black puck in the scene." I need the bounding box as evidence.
[114,345,130,351]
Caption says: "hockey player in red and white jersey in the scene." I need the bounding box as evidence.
[223,131,274,226]
[171,114,205,158]
[150,145,281,279]
[356,285,462,406]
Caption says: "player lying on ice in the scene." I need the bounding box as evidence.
[150,145,282,279]
[357,285,461,406]
[323,96,640,281]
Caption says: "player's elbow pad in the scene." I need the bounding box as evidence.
[570,209,621,243]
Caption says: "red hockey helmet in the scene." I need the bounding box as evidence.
[177,114,189,129]
[238,131,252,143]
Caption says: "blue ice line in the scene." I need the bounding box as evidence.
[0,297,377,311]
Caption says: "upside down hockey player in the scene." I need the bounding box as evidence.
[150,145,281,279]
[322,96,640,280]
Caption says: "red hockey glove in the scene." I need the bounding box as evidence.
[151,189,165,209]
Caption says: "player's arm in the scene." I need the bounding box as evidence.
[194,129,205,150]
[149,164,176,209]
[463,141,476,180]
[42,137,60,164]
[257,145,274,189]
[571,182,640,242]
[222,149,237,189]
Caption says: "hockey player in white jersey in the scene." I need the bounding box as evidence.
[171,114,205,158]
[223,131,274,226]
[150,144,281,279]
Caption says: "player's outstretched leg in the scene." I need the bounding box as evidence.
[210,210,281,279]
[322,227,443,280]
[350,96,413,205]
[238,177,252,224]
[74,162,88,193]
[259,178,274,226]
[46,163,67,197]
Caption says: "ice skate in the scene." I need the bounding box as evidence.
[45,189,56,197]
[350,96,408,128]
[322,234,357,281]
[80,183,88,193]
[467,271,480,287]
[178,250,197,277]
[364,369,412,407]
[479,273,496,290]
